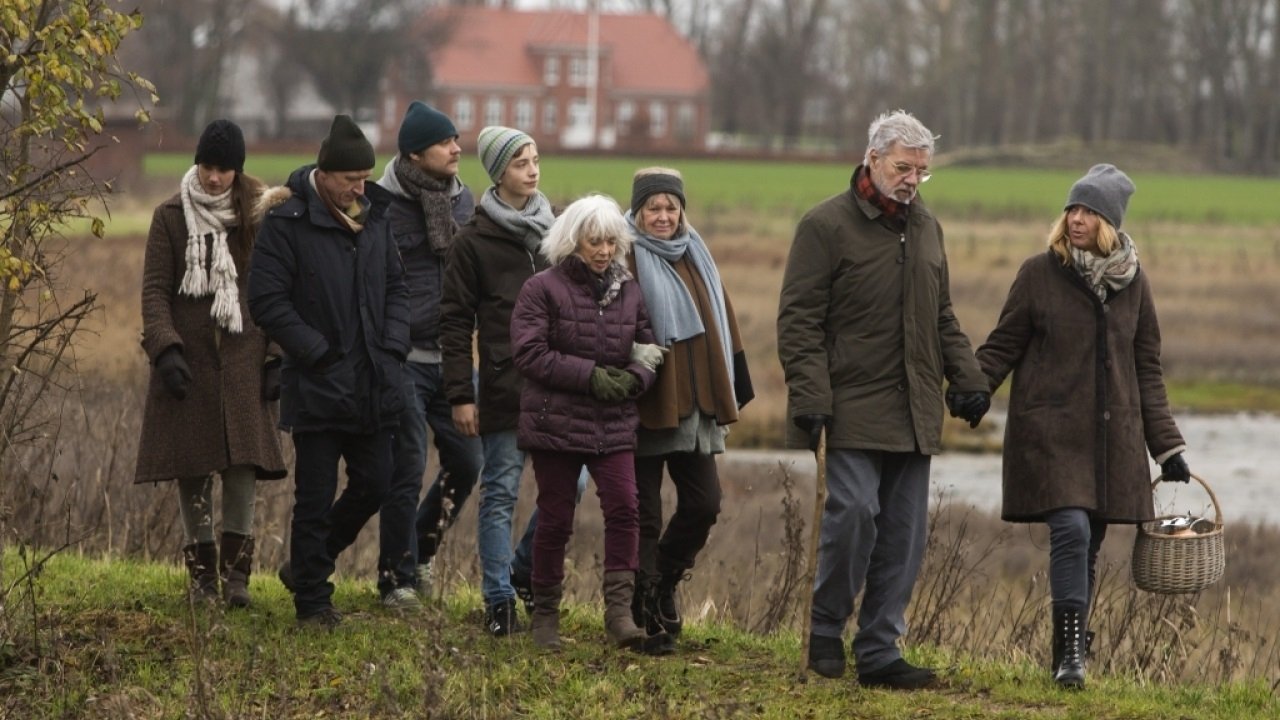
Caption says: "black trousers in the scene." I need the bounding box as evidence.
[289,428,394,617]
[634,451,722,580]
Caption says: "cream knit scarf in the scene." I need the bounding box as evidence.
[179,165,242,332]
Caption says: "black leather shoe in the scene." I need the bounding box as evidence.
[857,658,937,690]
[807,633,846,678]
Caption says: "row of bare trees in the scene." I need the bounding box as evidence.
[122,0,1280,171]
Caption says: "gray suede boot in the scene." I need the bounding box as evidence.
[531,583,563,650]
[602,571,647,650]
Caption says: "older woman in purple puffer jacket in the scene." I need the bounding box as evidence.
[509,194,671,655]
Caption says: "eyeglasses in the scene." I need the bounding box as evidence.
[889,161,932,183]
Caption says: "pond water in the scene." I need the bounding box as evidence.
[734,412,1277,526]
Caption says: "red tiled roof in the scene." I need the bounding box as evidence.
[422,7,708,96]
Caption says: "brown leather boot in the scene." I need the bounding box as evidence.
[531,583,563,650]
[183,542,219,601]
[219,532,254,609]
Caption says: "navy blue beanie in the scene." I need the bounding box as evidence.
[398,101,458,156]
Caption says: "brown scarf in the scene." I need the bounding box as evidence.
[313,170,366,234]
[853,164,908,233]
[394,155,457,254]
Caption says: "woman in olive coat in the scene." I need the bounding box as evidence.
[975,164,1189,689]
[134,119,286,608]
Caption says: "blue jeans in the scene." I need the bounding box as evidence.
[397,362,483,564]
[477,431,587,605]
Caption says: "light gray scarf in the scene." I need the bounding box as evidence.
[1072,231,1139,301]
[178,165,242,332]
[626,211,734,387]
[479,186,554,253]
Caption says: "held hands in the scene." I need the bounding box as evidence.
[590,366,640,403]
[793,413,832,453]
[1161,453,1191,483]
[946,388,991,428]
[629,342,668,372]
[155,346,192,400]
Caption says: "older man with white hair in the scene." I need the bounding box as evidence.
[777,110,989,689]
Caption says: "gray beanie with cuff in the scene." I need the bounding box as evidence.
[1065,163,1135,229]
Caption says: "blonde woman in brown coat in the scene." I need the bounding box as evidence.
[134,119,287,608]
[976,164,1189,689]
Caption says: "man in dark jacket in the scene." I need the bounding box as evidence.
[249,115,410,628]
[374,101,484,602]
[777,110,989,687]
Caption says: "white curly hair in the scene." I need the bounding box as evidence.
[539,193,633,266]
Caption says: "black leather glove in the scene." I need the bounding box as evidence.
[589,366,630,403]
[262,358,281,402]
[155,346,192,400]
[793,414,832,453]
[1161,453,1191,483]
[947,388,990,428]
[959,392,991,428]
[312,346,341,373]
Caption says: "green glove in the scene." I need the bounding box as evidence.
[590,366,630,403]
[605,366,640,397]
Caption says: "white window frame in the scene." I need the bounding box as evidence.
[454,96,474,130]
[544,56,560,86]
[543,100,558,132]
[485,96,503,126]
[648,101,666,138]
[515,98,534,129]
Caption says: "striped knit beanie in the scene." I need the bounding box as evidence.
[477,125,534,184]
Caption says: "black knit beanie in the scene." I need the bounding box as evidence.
[194,119,246,174]
[317,115,376,172]
[630,173,686,216]
[1065,164,1135,229]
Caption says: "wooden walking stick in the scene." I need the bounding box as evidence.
[798,427,828,678]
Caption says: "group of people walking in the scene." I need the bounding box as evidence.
[134,103,748,657]
[134,106,1190,688]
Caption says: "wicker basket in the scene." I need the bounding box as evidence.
[1131,473,1226,594]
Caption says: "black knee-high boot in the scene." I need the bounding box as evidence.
[1052,606,1086,689]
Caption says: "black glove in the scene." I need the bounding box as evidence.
[793,414,832,453]
[155,346,192,400]
[946,388,991,428]
[589,366,630,403]
[1161,453,1191,483]
[262,358,281,402]
[312,346,341,373]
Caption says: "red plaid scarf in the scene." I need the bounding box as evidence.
[852,164,908,232]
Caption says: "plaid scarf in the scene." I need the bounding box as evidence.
[1072,231,1139,301]
[853,164,908,233]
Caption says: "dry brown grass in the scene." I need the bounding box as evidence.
[3,201,1277,689]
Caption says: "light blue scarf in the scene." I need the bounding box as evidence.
[626,211,734,388]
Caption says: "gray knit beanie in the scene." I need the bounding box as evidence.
[1065,164,1135,229]
[477,125,534,184]
[317,115,375,172]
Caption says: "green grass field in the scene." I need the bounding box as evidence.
[3,550,1277,719]
[143,153,1280,226]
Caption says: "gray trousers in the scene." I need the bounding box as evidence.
[810,449,930,674]
[1045,508,1108,612]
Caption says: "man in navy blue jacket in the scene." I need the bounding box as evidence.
[374,101,484,603]
[249,115,410,628]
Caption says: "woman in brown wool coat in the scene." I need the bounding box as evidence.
[134,119,287,608]
[974,164,1189,690]
[623,167,753,642]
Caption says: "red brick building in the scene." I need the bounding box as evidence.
[379,6,710,154]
